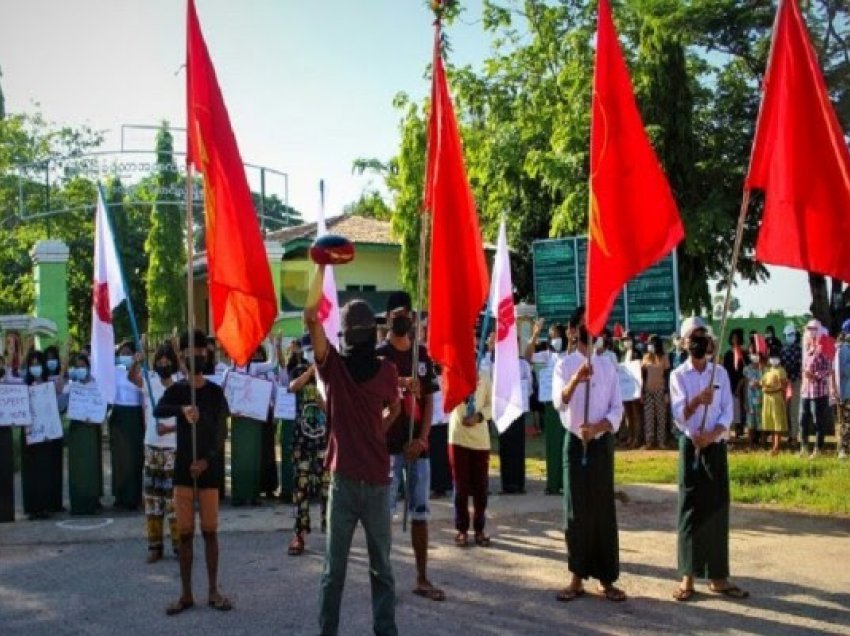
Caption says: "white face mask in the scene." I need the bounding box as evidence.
[647,344,656,354]
[624,341,633,350]
[750,354,760,364]
[769,357,780,366]
[303,349,315,364]
[550,338,563,353]
[594,337,605,351]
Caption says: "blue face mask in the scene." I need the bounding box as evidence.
[117,355,133,368]
[29,365,43,379]
[69,368,87,382]
[46,359,59,373]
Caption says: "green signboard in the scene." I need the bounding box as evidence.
[532,236,679,335]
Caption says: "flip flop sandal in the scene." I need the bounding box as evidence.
[710,585,749,599]
[673,587,696,602]
[599,586,627,602]
[412,586,446,602]
[288,535,305,556]
[454,532,469,547]
[556,587,585,602]
[165,599,194,616]
[208,596,233,611]
[474,533,492,547]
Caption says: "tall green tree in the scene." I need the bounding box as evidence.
[145,123,186,335]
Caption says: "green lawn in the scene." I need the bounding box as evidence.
[493,434,850,517]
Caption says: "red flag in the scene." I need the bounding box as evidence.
[425,24,489,412]
[746,0,850,283]
[586,0,684,336]
[186,0,277,366]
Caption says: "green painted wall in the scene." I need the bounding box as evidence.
[30,241,69,348]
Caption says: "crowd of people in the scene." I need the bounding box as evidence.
[2,289,849,633]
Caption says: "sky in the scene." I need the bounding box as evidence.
[0,0,812,316]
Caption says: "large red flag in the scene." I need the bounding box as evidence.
[186,0,277,366]
[425,24,489,412]
[746,0,850,282]
[586,0,684,336]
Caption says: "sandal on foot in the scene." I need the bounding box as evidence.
[709,584,749,599]
[208,595,233,611]
[287,534,305,556]
[454,532,469,547]
[412,585,446,602]
[474,533,491,547]
[165,598,194,616]
[556,587,585,602]
[673,587,696,602]
[599,585,627,602]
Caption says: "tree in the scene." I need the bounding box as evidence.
[0,65,5,120]
[343,189,393,221]
[145,122,186,335]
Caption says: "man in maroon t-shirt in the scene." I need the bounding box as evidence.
[305,264,401,636]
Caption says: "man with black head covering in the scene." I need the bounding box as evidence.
[378,291,445,602]
[305,266,401,636]
[670,317,748,602]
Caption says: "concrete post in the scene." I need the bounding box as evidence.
[30,240,70,348]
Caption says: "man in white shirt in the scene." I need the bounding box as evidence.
[551,326,625,603]
[669,316,748,602]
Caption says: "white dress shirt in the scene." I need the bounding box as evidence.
[552,351,623,438]
[113,366,143,406]
[670,359,733,440]
[143,372,177,449]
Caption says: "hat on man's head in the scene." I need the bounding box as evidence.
[680,316,708,340]
[385,291,412,315]
[341,300,377,344]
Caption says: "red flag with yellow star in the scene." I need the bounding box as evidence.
[186,0,277,366]
[586,0,684,336]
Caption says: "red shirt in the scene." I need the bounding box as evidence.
[318,346,399,485]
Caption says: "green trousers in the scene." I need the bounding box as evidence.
[68,422,102,515]
[543,403,565,494]
[109,405,145,509]
[677,437,730,579]
[231,416,263,503]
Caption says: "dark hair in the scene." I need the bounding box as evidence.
[154,344,179,368]
[550,324,568,346]
[179,329,209,351]
[44,345,60,360]
[386,290,412,315]
[71,352,91,369]
[728,328,744,346]
[577,325,590,344]
[650,335,665,356]
[24,350,46,385]
[117,340,136,354]
[568,305,585,329]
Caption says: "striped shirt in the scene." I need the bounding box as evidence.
[801,349,830,399]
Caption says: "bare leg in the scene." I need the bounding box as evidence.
[203,531,219,600]
[411,521,444,600]
[179,533,194,601]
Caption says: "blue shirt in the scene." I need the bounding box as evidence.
[836,343,850,400]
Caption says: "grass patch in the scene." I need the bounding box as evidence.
[491,431,850,516]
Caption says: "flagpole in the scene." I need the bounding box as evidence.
[96,183,158,412]
[694,189,751,470]
[186,160,199,502]
[404,208,431,534]
[581,328,592,467]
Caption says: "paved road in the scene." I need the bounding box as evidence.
[1,482,849,636]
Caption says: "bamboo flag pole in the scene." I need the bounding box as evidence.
[186,162,199,504]
[693,189,751,470]
[581,327,592,467]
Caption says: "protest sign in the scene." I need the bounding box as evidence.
[27,383,63,444]
[223,372,273,421]
[67,383,108,424]
[617,360,643,402]
[273,391,297,421]
[0,384,32,427]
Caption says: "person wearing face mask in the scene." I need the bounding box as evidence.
[764,325,782,354]
[525,319,569,495]
[670,317,747,602]
[743,345,765,450]
[552,325,625,603]
[377,291,444,603]
[641,335,670,450]
[20,349,64,520]
[66,353,104,516]
[110,341,145,511]
[722,329,747,439]
[139,345,181,562]
[780,324,803,447]
[620,332,644,448]
[305,265,402,636]
[834,321,850,460]
[286,339,329,557]
[155,329,231,615]
[799,320,832,458]
[228,339,278,506]
[760,346,788,455]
